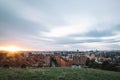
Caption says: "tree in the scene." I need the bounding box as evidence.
[85,58,90,66]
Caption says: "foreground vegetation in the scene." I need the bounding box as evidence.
[86,58,120,72]
[0,67,120,80]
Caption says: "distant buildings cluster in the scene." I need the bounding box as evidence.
[0,50,120,68]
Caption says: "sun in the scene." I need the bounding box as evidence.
[0,46,22,52]
[6,46,20,52]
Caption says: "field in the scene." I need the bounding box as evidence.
[0,67,120,80]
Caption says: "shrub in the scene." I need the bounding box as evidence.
[21,64,26,68]
[3,64,10,68]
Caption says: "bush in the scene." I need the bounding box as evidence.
[87,59,98,68]
[21,64,26,68]
[3,64,10,68]
[86,59,119,72]
[101,61,118,71]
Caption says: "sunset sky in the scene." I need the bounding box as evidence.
[0,0,120,51]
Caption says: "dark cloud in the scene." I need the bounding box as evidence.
[0,7,48,39]
[53,35,120,45]
[70,23,120,38]
[53,37,100,44]
[84,30,115,37]
[114,24,120,31]
[0,2,49,37]
[104,39,120,43]
[105,44,120,50]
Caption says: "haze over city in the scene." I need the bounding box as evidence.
[0,0,120,51]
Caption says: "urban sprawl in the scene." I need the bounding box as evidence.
[0,50,120,71]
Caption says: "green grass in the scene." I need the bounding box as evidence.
[0,67,120,80]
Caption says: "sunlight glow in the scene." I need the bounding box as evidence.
[0,46,23,52]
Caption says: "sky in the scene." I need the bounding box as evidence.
[0,0,120,51]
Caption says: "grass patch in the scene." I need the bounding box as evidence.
[0,67,120,80]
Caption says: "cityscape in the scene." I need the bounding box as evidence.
[0,50,120,70]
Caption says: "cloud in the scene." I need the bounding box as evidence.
[0,0,120,50]
[70,22,120,37]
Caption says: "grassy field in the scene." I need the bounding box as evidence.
[0,67,120,80]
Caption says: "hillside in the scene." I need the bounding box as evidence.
[0,68,120,80]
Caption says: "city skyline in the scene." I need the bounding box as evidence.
[0,0,120,51]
